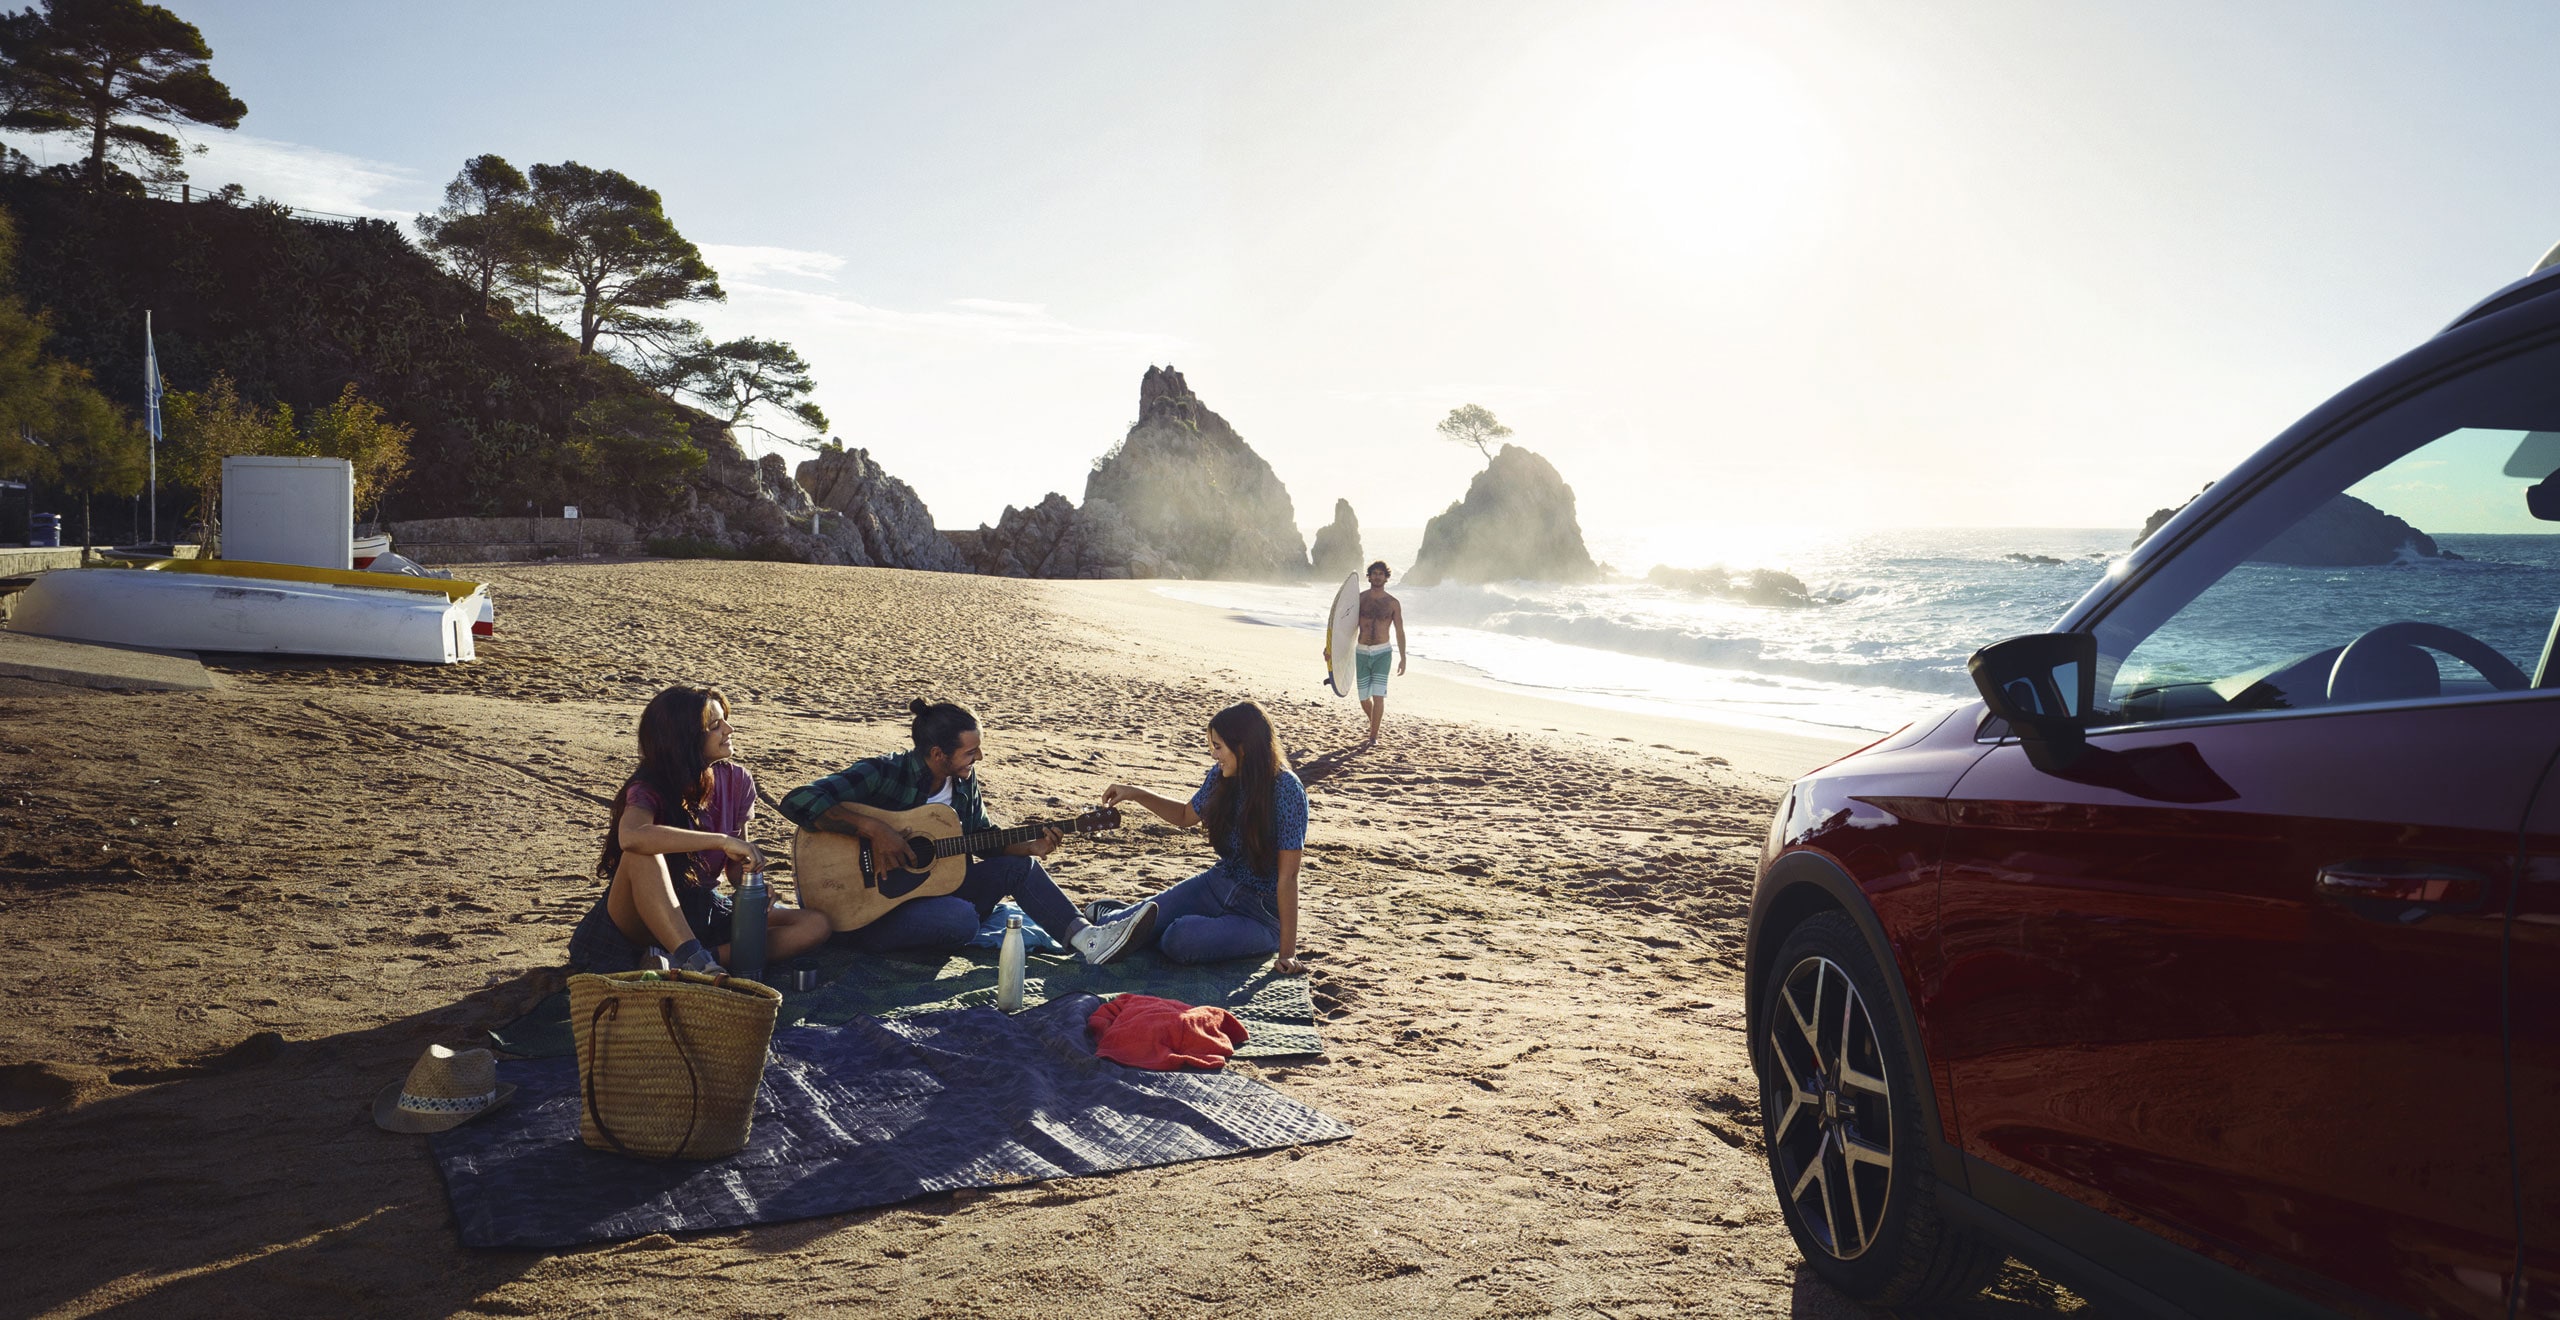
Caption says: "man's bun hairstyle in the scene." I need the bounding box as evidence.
[909,698,979,755]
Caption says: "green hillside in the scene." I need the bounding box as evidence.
[0,173,710,528]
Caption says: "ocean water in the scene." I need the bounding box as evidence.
[1156,526,2560,740]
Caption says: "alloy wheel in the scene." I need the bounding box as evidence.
[1767,953,1896,1259]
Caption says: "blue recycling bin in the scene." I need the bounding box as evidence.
[28,512,59,547]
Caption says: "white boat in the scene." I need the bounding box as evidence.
[359,550,496,636]
[7,562,486,663]
[352,532,392,568]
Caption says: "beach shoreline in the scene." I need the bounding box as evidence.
[0,559,2069,1318]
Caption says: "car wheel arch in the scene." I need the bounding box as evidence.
[1750,849,1966,1191]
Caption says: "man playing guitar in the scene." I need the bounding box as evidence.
[778,699,1155,964]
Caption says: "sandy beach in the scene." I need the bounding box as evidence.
[0,560,2081,1317]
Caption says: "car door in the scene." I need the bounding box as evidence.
[1931,343,2560,1315]
[2513,779,2560,1318]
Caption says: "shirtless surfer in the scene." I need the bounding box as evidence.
[1354,560,1406,743]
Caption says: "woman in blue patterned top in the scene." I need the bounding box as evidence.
[1099,701,1309,970]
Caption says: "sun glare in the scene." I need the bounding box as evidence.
[1538,36,1833,274]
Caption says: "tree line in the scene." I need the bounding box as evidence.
[0,0,831,544]
[414,154,827,446]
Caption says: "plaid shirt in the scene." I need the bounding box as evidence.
[778,749,996,844]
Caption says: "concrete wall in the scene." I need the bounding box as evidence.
[385,517,638,565]
[0,545,202,576]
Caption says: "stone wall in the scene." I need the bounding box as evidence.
[387,516,638,565]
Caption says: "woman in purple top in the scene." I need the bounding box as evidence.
[1100,701,1310,970]
[567,685,832,975]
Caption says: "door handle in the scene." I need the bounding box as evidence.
[2315,860,2492,922]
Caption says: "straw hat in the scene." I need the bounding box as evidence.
[372,1044,518,1134]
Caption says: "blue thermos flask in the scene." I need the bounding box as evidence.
[732,872,770,985]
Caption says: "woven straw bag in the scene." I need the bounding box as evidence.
[568,969,781,1161]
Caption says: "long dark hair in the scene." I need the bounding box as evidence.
[1202,701,1285,876]
[596,684,727,881]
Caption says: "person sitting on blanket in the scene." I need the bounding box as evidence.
[1097,701,1309,972]
[567,684,833,976]
[779,698,1156,964]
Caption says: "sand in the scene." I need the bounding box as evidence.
[0,560,2081,1317]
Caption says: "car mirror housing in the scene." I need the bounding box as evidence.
[1968,632,2096,772]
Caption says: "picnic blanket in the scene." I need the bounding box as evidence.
[492,940,1323,1060]
[432,995,1353,1249]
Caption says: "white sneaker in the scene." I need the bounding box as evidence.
[1070,901,1157,966]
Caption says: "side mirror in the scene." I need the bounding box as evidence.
[1968,632,2096,772]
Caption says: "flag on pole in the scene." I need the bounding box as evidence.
[144,311,160,541]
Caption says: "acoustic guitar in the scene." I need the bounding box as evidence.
[792,802,1123,932]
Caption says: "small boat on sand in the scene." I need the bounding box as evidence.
[7,560,488,663]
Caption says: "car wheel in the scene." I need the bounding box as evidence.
[1757,911,2001,1306]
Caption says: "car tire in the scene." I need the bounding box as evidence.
[1756,911,2001,1307]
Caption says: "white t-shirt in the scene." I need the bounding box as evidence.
[925,778,955,807]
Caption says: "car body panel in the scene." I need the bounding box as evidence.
[2514,777,2560,1317]
[1936,703,2543,1317]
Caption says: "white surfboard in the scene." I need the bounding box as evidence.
[1324,570,1360,697]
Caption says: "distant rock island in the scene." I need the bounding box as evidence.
[2135,486,2459,566]
[957,366,1310,580]
[1408,444,1599,586]
[1310,499,1363,578]
[1645,564,1819,608]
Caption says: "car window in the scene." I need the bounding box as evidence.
[2089,338,2560,728]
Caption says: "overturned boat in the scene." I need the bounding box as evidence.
[6,560,489,664]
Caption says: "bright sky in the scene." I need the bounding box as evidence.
[22,1,2560,555]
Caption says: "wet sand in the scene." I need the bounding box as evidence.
[0,559,2081,1317]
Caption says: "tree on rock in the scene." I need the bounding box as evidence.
[0,0,246,190]
[1436,403,1512,463]
[527,161,723,355]
[415,154,558,313]
[657,335,828,441]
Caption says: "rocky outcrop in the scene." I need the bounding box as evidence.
[1408,444,1599,586]
[2135,484,2457,566]
[649,434,838,562]
[648,431,967,569]
[2133,483,2211,548]
[1078,366,1309,580]
[1309,499,1363,578]
[959,492,1171,579]
[2256,494,2457,566]
[1645,564,1817,607]
[795,446,972,572]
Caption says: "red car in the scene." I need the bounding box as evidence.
[1749,265,2560,1317]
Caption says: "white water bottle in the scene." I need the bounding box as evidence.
[997,915,1027,1012]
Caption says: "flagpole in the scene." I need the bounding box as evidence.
[144,310,160,543]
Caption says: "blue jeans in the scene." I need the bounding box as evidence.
[848,854,1084,955]
[1104,865,1281,964]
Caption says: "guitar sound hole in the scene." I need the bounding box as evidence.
[874,837,931,899]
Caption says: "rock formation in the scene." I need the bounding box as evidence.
[2256,493,2458,566]
[957,493,1170,579]
[1309,499,1363,578]
[2135,484,2457,566]
[648,431,967,569]
[796,446,973,572]
[1077,366,1309,580]
[1645,564,1817,607]
[1408,444,1600,586]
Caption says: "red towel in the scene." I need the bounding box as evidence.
[1087,994,1249,1071]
